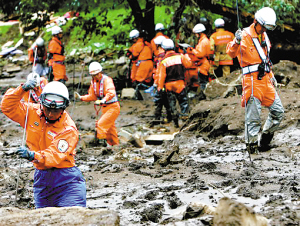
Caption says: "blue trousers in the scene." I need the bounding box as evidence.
[34,167,86,208]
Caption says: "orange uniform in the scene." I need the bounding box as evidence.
[158,51,192,94]
[23,77,48,103]
[192,33,211,76]
[210,28,234,66]
[1,85,79,170]
[150,32,169,57]
[226,23,276,107]
[129,38,153,83]
[48,36,68,81]
[80,74,120,146]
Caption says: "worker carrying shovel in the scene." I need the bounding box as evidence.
[0,79,86,208]
[74,62,120,147]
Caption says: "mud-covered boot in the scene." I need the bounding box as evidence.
[98,139,107,147]
[259,132,274,152]
[173,117,179,128]
[247,142,258,154]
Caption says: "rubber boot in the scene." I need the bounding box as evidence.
[247,142,258,154]
[98,139,107,147]
[259,132,274,152]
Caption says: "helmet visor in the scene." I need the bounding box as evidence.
[263,24,276,31]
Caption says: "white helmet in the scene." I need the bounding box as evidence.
[155,23,165,31]
[27,72,40,87]
[35,37,44,47]
[255,7,277,30]
[154,36,166,45]
[193,23,206,33]
[129,29,139,39]
[161,39,174,50]
[89,62,103,75]
[52,26,62,35]
[214,18,225,28]
[40,81,69,109]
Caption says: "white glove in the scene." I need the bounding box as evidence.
[235,29,242,45]
[95,99,106,105]
[271,76,278,87]
[74,92,81,100]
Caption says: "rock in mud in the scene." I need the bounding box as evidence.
[0,207,120,226]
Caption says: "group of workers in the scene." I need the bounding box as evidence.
[0,6,284,210]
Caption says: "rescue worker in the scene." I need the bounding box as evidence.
[150,23,169,57]
[191,23,211,96]
[210,18,235,78]
[74,62,120,147]
[23,72,48,103]
[226,7,284,153]
[157,39,192,127]
[127,29,153,100]
[48,26,68,83]
[1,80,86,208]
[28,37,48,77]
[152,36,172,122]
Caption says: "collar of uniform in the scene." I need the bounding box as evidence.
[165,50,176,57]
[249,23,261,38]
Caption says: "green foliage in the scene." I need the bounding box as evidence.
[0,25,12,36]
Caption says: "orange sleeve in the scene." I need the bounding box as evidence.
[193,38,210,59]
[157,63,167,91]
[80,82,97,102]
[0,86,28,128]
[182,54,193,68]
[28,48,34,63]
[34,127,78,168]
[103,77,117,102]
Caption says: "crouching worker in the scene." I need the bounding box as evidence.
[74,62,120,147]
[0,79,86,208]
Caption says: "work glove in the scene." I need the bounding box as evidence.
[74,91,81,100]
[235,29,242,45]
[95,99,106,105]
[16,146,35,161]
[22,74,38,91]
[271,76,278,87]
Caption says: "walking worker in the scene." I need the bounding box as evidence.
[152,35,172,122]
[226,7,284,153]
[127,29,153,99]
[191,23,211,92]
[157,39,192,127]
[22,72,48,103]
[151,23,169,57]
[210,18,235,78]
[74,62,120,147]
[48,26,68,83]
[0,80,86,208]
[28,37,48,77]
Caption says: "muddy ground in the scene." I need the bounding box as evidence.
[0,60,299,225]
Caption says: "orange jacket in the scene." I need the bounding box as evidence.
[129,38,153,83]
[48,36,65,62]
[28,45,47,64]
[80,75,117,103]
[192,33,211,75]
[150,32,169,57]
[23,77,48,103]
[1,86,79,170]
[227,23,276,107]
[157,51,192,93]
[210,28,234,65]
